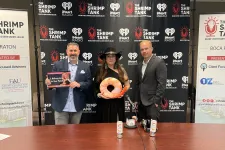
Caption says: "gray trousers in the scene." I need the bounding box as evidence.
[54,110,83,125]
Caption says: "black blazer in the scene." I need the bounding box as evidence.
[135,55,167,106]
[51,59,92,112]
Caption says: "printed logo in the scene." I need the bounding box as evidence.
[88,27,114,42]
[125,1,151,17]
[204,16,219,37]
[72,28,83,42]
[173,52,183,65]
[180,26,189,41]
[134,27,143,40]
[62,2,73,16]
[41,52,46,65]
[88,27,96,40]
[39,25,67,41]
[62,2,72,10]
[128,52,138,65]
[166,79,177,89]
[119,28,129,36]
[38,2,56,16]
[200,63,207,71]
[40,25,48,39]
[78,2,105,17]
[165,28,175,42]
[82,52,92,65]
[172,1,190,17]
[82,52,92,60]
[119,28,129,42]
[110,3,120,11]
[50,50,59,64]
[110,3,120,17]
[182,76,188,89]
[157,3,167,17]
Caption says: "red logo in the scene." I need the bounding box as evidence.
[204,17,219,37]
[161,98,169,110]
[180,26,189,39]
[79,2,87,14]
[202,99,214,103]
[0,55,20,60]
[207,56,225,60]
[126,2,134,15]
[50,50,59,62]
[134,27,143,39]
[40,25,48,39]
[88,27,96,40]
[172,2,180,15]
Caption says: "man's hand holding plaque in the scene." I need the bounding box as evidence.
[45,72,71,89]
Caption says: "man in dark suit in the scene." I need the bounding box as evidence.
[135,40,167,130]
[45,42,92,125]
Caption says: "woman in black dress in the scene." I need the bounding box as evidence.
[94,47,130,123]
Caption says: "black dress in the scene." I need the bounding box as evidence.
[94,68,125,123]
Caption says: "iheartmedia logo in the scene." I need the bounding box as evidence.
[182,76,188,89]
[62,2,73,16]
[82,52,92,65]
[165,28,175,42]
[41,52,46,65]
[207,56,225,60]
[72,28,83,42]
[173,52,183,65]
[128,52,138,65]
[62,2,72,10]
[119,28,129,42]
[110,3,120,17]
[156,3,167,17]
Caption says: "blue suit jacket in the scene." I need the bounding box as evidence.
[51,59,92,112]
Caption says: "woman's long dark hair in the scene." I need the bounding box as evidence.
[96,57,125,83]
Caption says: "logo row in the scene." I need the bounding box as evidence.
[40,51,185,66]
[38,1,190,18]
[39,26,189,42]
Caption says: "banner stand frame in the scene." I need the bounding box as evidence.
[31,0,42,125]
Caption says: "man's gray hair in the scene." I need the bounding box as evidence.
[67,42,79,49]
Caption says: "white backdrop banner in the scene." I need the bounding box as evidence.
[0,9,32,127]
[195,14,225,123]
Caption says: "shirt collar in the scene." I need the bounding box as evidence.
[142,55,153,65]
[68,58,79,65]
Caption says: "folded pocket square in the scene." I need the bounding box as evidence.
[80,70,85,74]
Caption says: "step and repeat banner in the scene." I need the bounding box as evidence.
[37,0,190,124]
[195,14,225,124]
[0,9,33,128]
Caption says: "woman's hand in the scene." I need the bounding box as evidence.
[117,95,124,98]
[97,92,110,99]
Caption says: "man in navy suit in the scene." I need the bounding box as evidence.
[45,42,92,125]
